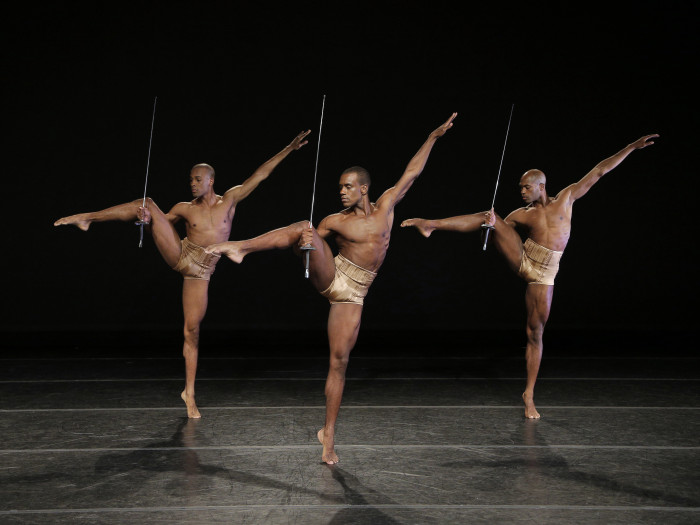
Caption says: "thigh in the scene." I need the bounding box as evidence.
[182,279,210,329]
[146,198,183,267]
[493,217,525,274]
[525,284,553,328]
[327,303,363,357]
[308,233,338,293]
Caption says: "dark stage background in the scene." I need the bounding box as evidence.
[4,2,697,348]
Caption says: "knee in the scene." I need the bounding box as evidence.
[292,220,308,234]
[329,352,350,373]
[183,323,200,344]
[526,324,544,344]
[144,197,162,213]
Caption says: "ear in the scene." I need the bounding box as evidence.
[361,184,368,195]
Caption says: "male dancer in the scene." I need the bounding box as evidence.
[207,113,457,463]
[54,130,311,418]
[401,133,658,419]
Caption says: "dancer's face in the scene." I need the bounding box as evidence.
[338,172,366,208]
[190,168,213,198]
[519,173,544,204]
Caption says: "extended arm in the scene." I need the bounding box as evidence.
[224,129,311,205]
[564,133,658,202]
[377,112,457,211]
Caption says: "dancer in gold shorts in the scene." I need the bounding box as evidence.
[320,254,377,305]
[173,237,222,281]
[54,130,311,418]
[208,113,457,464]
[401,133,658,419]
[518,238,563,286]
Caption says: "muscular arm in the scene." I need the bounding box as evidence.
[315,215,336,240]
[376,113,457,212]
[563,134,658,203]
[504,208,526,229]
[139,202,184,226]
[298,215,336,249]
[223,130,311,206]
[165,203,185,225]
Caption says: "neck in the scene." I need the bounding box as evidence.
[195,189,217,205]
[533,193,549,207]
[352,196,373,216]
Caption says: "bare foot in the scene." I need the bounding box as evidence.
[181,390,201,419]
[400,218,434,238]
[522,392,540,419]
[206,242,245,263]
[317,428,339,465]
[54,213,92,231]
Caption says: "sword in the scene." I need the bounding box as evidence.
[301,95,326,278]
[135,96,157,247]
[482,103,514,250]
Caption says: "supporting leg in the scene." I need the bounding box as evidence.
[522,283,553,419]
[181,279,210,418]
[318,303,363,464]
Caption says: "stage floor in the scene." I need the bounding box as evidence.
[1,329,698,524]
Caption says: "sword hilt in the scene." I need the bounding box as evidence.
[481,223,494,251]
[135,220,148,248]
[300,243,315,279]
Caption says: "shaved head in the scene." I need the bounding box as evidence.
[521,169,546,187]
[191,163,215,180]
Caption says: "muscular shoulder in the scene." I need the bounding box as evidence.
[505,206,529,224]
[168,201,192,216]
[223,184,243,203]
[553,186,575,207]
[321,212,345,229]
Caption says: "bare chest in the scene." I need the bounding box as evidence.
[337,214,391,245]
[521,203,572,250]
[183,203,234,242]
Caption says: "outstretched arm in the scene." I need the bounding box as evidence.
[377,112,457,211]
[223,130,311,205]
[563,134,658,203]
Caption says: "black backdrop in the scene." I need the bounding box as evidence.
[4,2,697,344]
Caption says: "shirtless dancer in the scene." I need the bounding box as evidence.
[54,130,311,418]
[207,113,457,463]
[401,133,658,419]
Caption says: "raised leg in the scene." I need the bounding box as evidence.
[54,199,145,231]
[207,220,337,292]
[180,279,210,418]
[54,197,183,267]
[207,221,309,264]
[489,215,525,273]
[522,283,553,419]
[144,198,182,267]
[318,303,363,464]
[400,212,490,238]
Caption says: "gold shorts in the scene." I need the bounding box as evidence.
[172,237,221,281]
[518,238,563,286]
[320,253,377,305]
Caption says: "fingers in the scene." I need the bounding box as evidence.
[293,130,312,149]
[442,112,457,130]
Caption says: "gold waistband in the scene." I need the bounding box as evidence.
[335,253,376,284]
